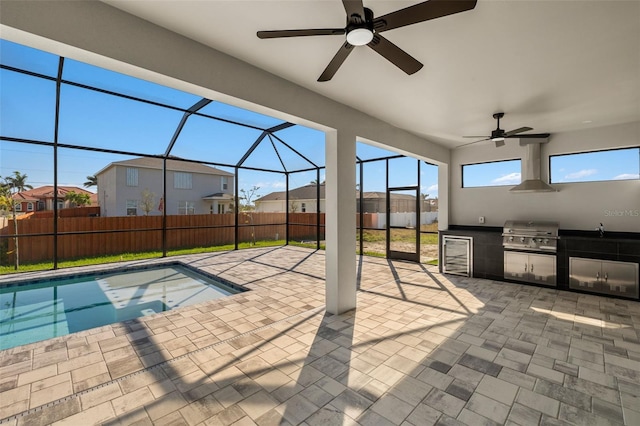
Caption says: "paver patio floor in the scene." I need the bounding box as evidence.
[1,246,639,425]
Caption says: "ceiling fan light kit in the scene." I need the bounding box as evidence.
[257,0,478,81]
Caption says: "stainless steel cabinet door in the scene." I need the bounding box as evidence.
[570,257,602,291]
[601,260,639,298]
[529,254,556,286]
[504,251,529,281]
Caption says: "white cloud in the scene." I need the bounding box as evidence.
[564,169,597,180]
[427,184,439,191]
[613,173,640,180]
[492,172,521,185]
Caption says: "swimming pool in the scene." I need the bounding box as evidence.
[0,264,245,350]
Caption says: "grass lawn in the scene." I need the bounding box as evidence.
[1,226,440,275]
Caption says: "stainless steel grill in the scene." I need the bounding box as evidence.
[502,220,559,253]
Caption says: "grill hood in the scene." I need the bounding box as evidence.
[510,140,557,193]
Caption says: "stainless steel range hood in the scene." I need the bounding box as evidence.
[510,140,557,193]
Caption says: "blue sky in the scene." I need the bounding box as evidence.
[1,39,638,198]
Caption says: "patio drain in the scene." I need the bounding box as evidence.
[0,305,326,424]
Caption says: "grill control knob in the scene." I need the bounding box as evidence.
[509,237,514,242]
[544,239,549,244]
[520,237,525,243]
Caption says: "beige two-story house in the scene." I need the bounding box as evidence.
[95,158,234,217]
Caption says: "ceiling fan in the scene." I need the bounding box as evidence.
[257,0,478,82]
[459,112,551,148]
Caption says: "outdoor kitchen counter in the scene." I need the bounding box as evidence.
[441,226,640,301]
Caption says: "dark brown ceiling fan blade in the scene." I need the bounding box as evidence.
[503,126,533,137]
[456,138,490,149]
[342,0,366,23]
[367,34,423,75]
[257,28,346,39]
[374,0,478,33]
[508,133,551,139]
[318,42,355,82]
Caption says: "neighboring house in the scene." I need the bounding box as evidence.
[11,186,97,213]
[255,184,437,213]
[255,183,326,213]
[95,158,234,217]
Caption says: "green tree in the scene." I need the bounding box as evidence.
[3,171,33,270]
[64,191,91,207]
[84,175,97,188]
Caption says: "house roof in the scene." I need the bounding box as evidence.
[256,185,418,202]
[12,186,95,201]
[255,183,325,202]
[95,157,234,177]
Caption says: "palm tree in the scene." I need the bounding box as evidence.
[4,171,33,270]
[84,175,97,188]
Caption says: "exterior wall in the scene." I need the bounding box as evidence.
[255,199,325,213]
[99,165,234,217]
[450,122,640,232]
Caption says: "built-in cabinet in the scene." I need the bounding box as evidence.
[504,252,557,287]
[570,257,639,299]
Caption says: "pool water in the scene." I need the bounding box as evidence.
[0,265,243,350]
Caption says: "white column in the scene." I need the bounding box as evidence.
[437,163,449,231]
[325,129,357,314]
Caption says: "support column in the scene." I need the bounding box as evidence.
[438,163,449,231]
[325,130,357,314]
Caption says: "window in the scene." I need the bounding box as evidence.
[57,200,64,210]
[178,201,195,215]
[301,202,307,213]
[221,176,228,191]
[174,172,192,189]
[15,203,22,212]
[27,202,34,211]
[37,201,45,211]
[462,159,521,188]
[126,167,138,187]
[126,199,137,216]
[550,147,640,184]
[218,204,225,214]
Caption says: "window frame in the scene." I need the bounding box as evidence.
[126,167,138,187]
[221,176,228,191]
[26,202,34,211]
[549,146,640,184]
[461,158,522,188]
[174,172,193,190]
[126,199,137,216]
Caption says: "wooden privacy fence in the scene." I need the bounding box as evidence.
[0,212,382,264]
[0,212,348,264]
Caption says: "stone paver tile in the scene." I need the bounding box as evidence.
[143,391,188,421]
[305,405,358,426]
[423,388,465,418]
[465,393,510,424]
[111,386,155,416]
[179,394,224,425]
[475,374,518,405]
[527,362,565,384]
[498,367,537,390]
[534,379,591,411]
[370,393,415,424]
[357,410,396,426]
[30,379,73,408]
[507,402,542,425]
[70,361,109,384]
[50,401,115,426]
[16,364,57,387]
[15,399,81,426]
[329,389,373,420]
[237,390,279,420]
[591,397,624,424]
[515,388,560,417]
[457,408,500,426]
[275,394,318,424]
[299,384,334,407]
[405,402,442,425]
[204,404,247,426]
[80,382,122,410]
